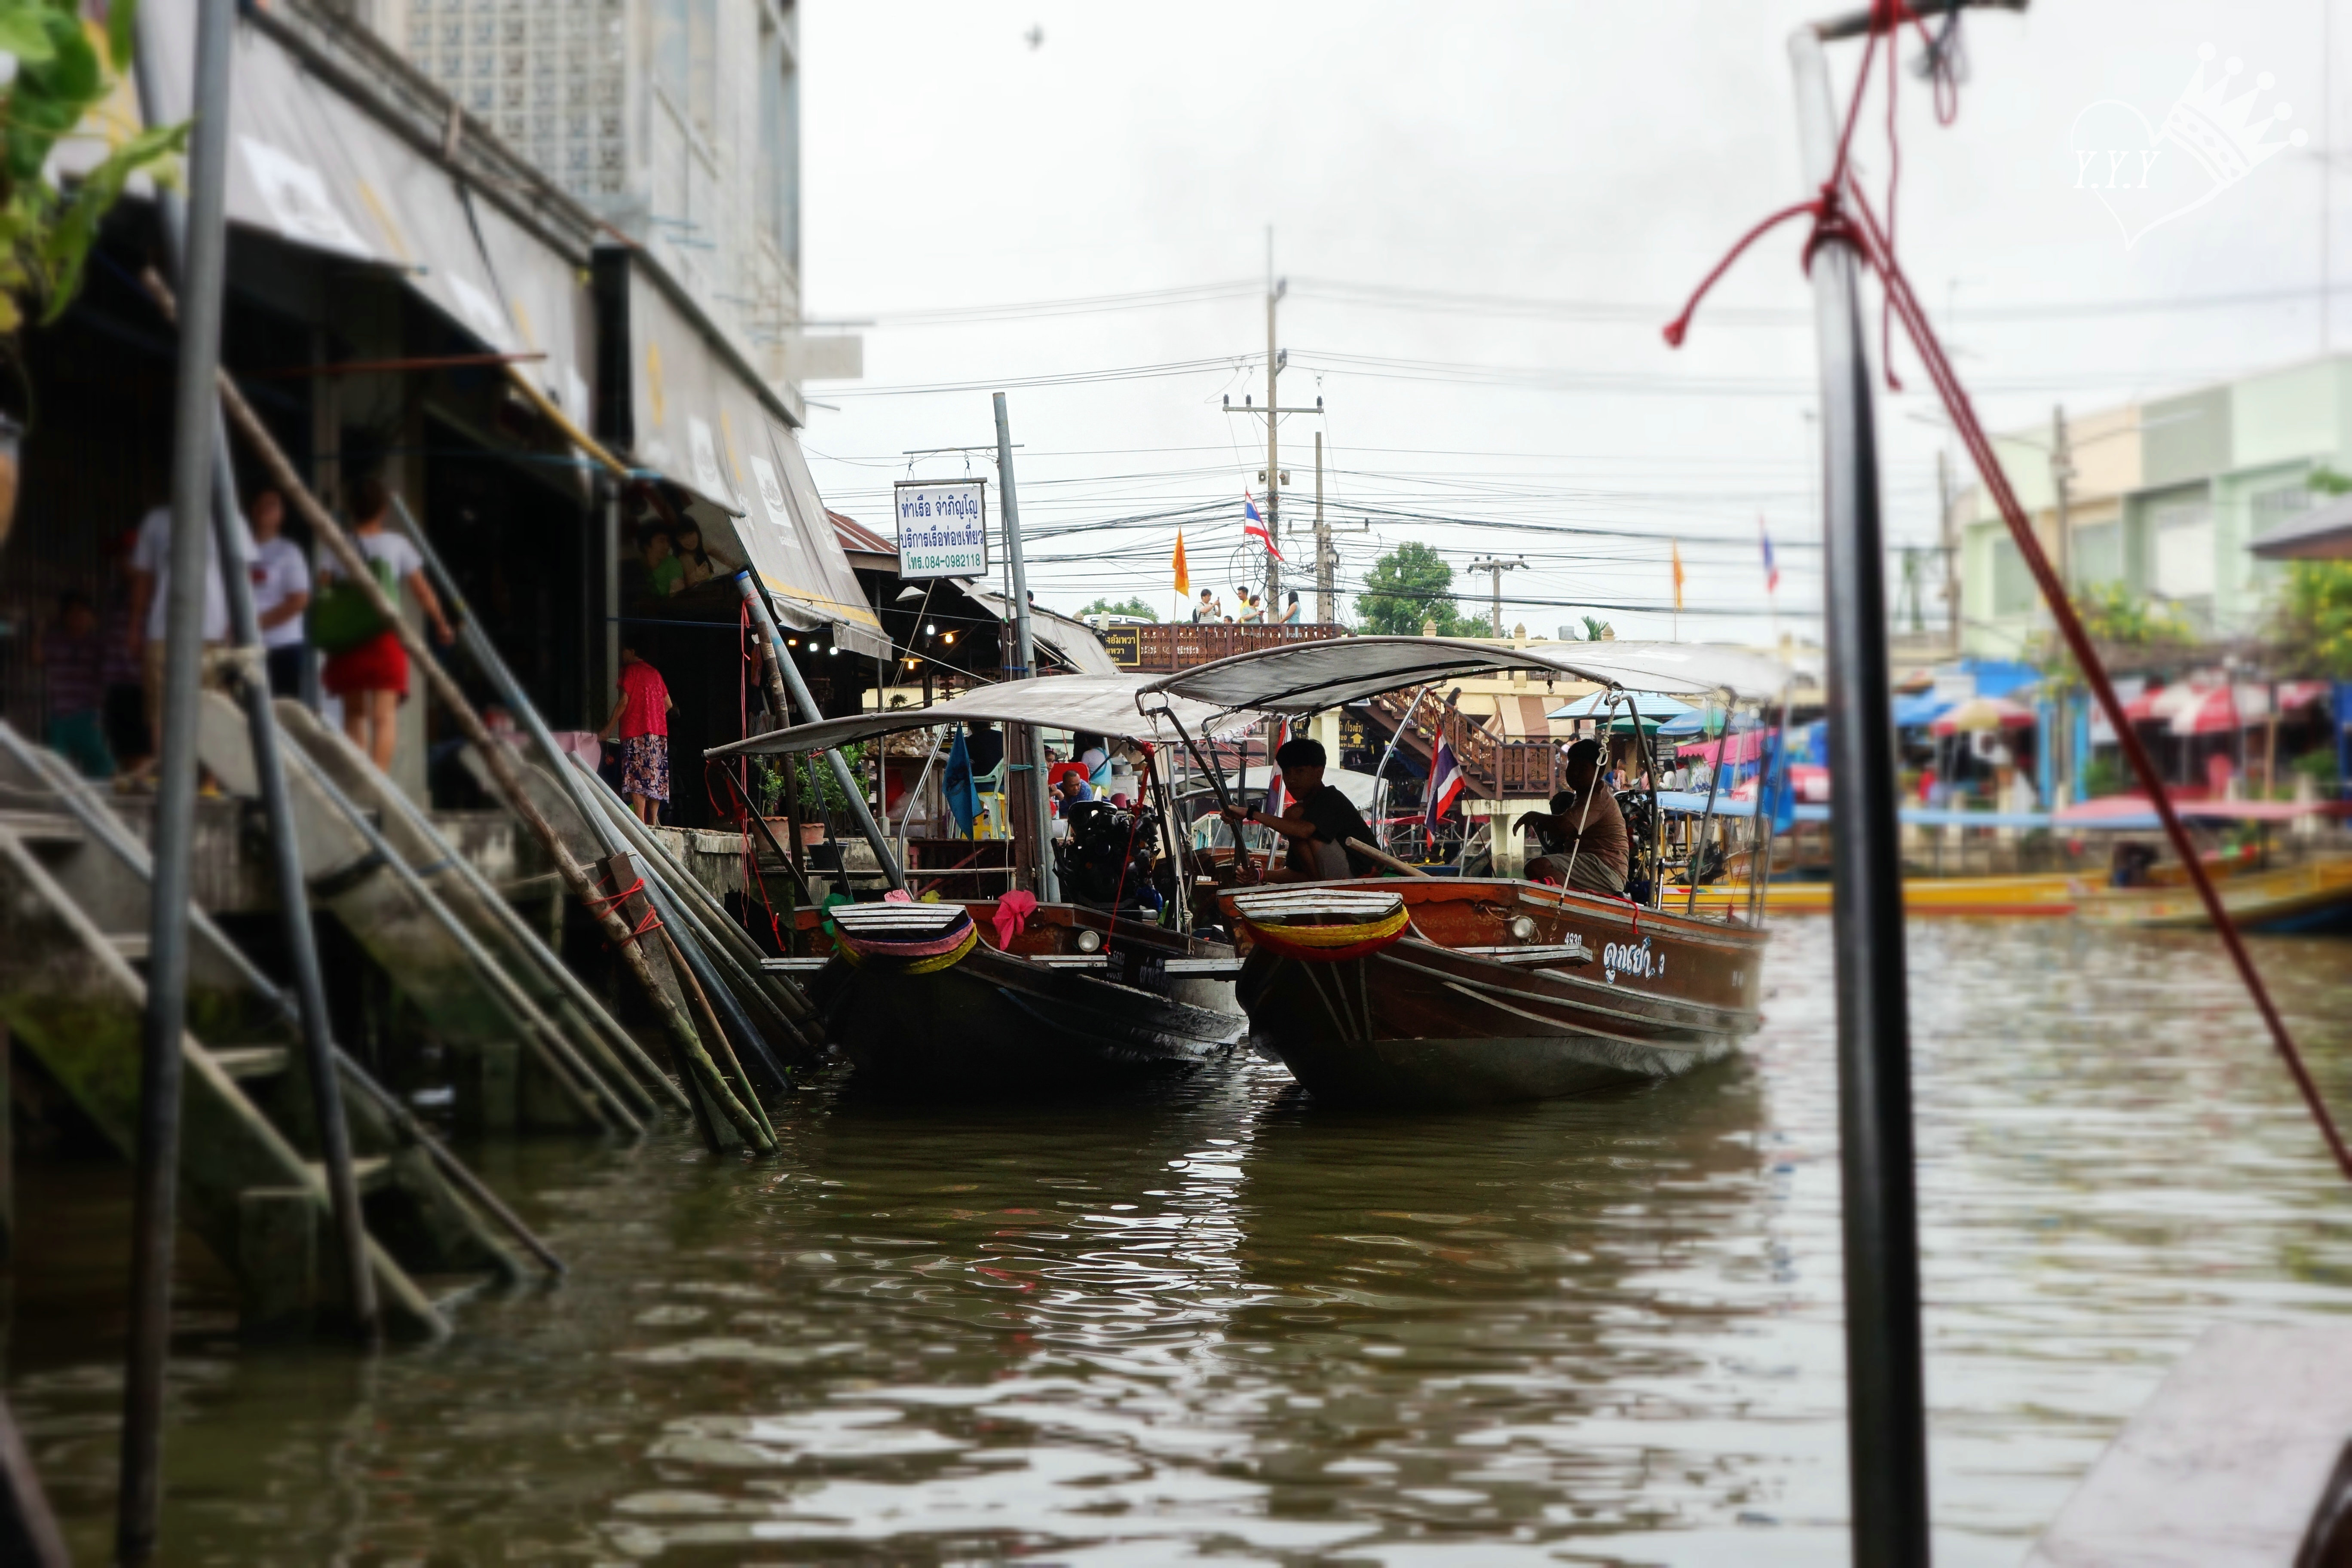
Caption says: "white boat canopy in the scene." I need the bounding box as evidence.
[1141,636,1798,715]
[703,674,1258,760]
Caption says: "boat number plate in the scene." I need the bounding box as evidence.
[1602,937,1664,985]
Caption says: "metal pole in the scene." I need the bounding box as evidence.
[132,88,378,1348]
[1792,25,1930,1568]
[992,394,1057,901]
[1684,695,1730,917]
[120,0,235,1553]
[1314,430,1331,624]
[732,572,904,890]
[1370,685,1431,854]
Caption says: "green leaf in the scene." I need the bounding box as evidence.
[37,119,183,322]
[0,0,61,64]
[104,0,136,72]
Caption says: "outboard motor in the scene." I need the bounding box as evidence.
[1617,787,1658,905]
[1055,798,1163,911]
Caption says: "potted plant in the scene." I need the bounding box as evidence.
[0,0,184,543]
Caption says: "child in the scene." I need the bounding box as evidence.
[37,592,113,778]
[599,643,674,824]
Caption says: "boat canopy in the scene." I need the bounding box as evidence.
[702,674,1256,759]
[1141,636,1797,715]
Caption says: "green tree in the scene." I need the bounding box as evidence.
[1357,541,1475,636]
[1078,597,1158,622]
[2272,561,2352,678]
[2029,581,2192,682]
[0,0,184,335]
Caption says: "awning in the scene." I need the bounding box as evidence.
[704,675,1258,760]
[966,591,1121,678]
[609,254,887,657]
[1146,636,1798,714]
[141,0,518,363]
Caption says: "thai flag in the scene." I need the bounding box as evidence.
[1425,740,1463,832]
[1759,517,1780,595]
[1243,491,1284,559]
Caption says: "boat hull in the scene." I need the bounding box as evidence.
[814,941,1244,1098]
[1224,879,1765,1108]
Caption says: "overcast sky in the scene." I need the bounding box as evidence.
[796,1,2337,646]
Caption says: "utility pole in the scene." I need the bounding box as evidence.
[1223,233,1320,606]
[1937,447,1960,654]
[1464,555,1526,638]
[2050,404,2075,605]
[1264,229,1283,608]
[1314,430,1332,624]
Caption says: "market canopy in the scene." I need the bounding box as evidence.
[1546,691,1696,725]
[1931,696,2037,735]
[1146,637,1798,715]
[703,675,1259,760]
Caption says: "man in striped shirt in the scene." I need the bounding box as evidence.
[37,593,113,778]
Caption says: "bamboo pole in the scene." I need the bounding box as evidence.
[143,272,774,1156]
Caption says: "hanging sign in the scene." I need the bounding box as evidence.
[894,480,989,580]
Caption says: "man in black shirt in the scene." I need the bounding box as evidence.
[1225,736,1378,882]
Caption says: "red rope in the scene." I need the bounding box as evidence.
[1663,6,2352,1185]
[588,874,665,941]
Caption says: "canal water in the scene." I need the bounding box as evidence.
[9,918,2352,1565]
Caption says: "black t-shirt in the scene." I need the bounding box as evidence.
[1286,784,1376,877]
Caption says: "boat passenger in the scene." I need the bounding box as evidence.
[1522,738,1629,896]
[1224,736,1377,882]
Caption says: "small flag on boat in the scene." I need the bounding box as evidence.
[1425,739,1464,831]
[1242,492,1284,559]
[1172,529,1190,597]
[1671,540,1686,612]
[1759,516,1780,595]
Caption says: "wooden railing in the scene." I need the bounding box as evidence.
[1102,621,1348,672]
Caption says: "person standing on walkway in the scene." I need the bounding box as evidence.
[598,643,673,824]
[126,493,253,778]
[247,488,312,698]
[37,592,113,778]
[316,475,454,772]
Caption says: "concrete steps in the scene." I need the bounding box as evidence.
[0,723,532,1339]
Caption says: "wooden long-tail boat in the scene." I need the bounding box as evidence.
[1218,879,1766,1107]
[1133,635,1801,1108]
[711,674,1263,1098]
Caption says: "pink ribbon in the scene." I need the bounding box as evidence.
[992,890,1038,949]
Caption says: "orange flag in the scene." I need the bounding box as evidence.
[1173,529,1191,597]
[1671,540,1686,612]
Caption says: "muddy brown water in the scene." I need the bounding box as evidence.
[8,918,2352,1565]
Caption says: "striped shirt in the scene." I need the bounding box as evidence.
[43,628,107,716]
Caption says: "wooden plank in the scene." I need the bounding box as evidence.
[2026,1322,2352,1568]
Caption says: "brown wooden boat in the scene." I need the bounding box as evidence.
[777,898,1245,1097]
[1217,876,1768,1109]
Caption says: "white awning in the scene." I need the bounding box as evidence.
[1144,636,1798,713]
[704,675,1256,760]
[614,255,887,657]
[965,591,1122,678]
[141,0,518,359]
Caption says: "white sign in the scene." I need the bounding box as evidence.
[894,480,988,580]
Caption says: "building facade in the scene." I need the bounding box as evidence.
[377,0,806,392]
[1954,355,2352,657]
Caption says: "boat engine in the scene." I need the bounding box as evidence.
[1055,799,1163,911]
[1617,787,1658,904]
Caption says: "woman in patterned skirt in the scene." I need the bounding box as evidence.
[597,643,674,824]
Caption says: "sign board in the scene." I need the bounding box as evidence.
[1103,626,1142,668]
[894,480,988,580]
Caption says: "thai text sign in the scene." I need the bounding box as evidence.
[894,480,989,580]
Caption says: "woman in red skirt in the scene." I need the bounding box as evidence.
[320,476,455,771]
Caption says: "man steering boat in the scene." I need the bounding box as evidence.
[1224,736,1380,883]
[1519,737,1628,896]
